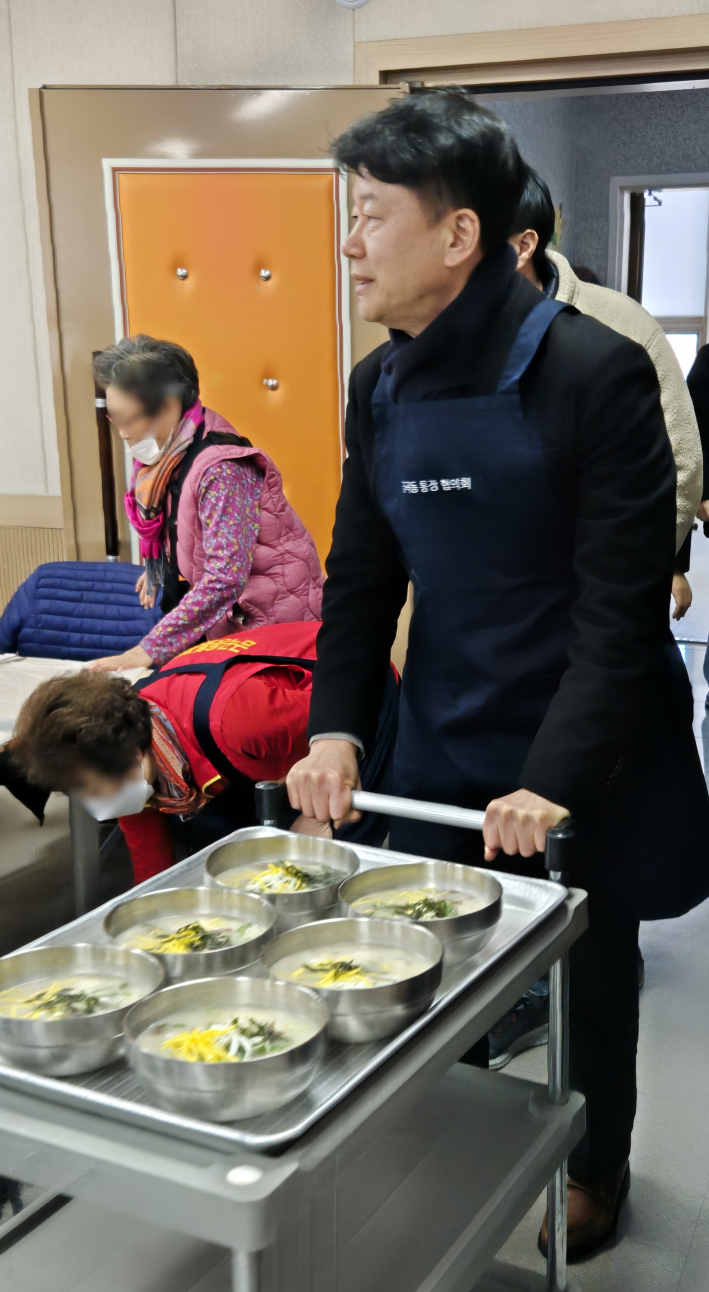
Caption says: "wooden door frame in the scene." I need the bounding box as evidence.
[27,90,77,559]
[354,14,709,87]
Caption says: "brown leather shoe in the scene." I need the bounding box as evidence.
[538,1163,630,1262]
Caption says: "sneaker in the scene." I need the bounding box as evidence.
[488,984,549,1071]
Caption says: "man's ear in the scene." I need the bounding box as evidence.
[443,208,483,269]
[509,228,539,271]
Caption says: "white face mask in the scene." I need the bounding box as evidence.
[80,775,155,822]
[129,422,177,467]
[129,436,163,466]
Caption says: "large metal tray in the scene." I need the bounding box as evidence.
[0,829,566,1154]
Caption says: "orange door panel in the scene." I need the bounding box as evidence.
[115,168,346,564]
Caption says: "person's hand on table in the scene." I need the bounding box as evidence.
[671,572,693,621]
[86,645,153,674]
[483,788,569,862]
[286,739,362,828]
[135,571,157,609]
[696,500,709,523]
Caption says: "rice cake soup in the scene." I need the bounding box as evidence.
[137,1005,319,1063]
[351,885,485,922]
[116,915,267,955]
[270,942,432,990]
[0,974,143,1020]
[219,859,344,896]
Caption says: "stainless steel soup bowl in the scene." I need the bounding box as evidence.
[339,861,503,963]
[0,943,164,1076]
[103,887,275,984]
[205,829,359,932]
[261,917,443,1044]
[124,974,328,1121]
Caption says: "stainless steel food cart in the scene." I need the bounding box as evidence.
[0,809,586,1292]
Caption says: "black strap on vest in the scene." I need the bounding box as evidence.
[161,418,253,614]
[134,653,315,786]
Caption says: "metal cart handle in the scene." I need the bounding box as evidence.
[254,780,575,878]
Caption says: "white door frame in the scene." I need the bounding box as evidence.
[608,171,709,293]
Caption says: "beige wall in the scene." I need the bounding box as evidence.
[354,0,709,43]
[175,0,353,84]
[0,0,355,571]
[0,0,60,498]
[2,0,709,580]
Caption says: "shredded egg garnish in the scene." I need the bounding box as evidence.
[159,1015,287,1063]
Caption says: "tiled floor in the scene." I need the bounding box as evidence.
[1,650,709,1290]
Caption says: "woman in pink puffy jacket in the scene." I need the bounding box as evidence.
[89,336,323,674]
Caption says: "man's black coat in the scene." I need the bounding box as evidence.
[308,251,709,917]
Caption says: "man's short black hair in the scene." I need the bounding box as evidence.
[513,167,556,282]
[333,91,526,250]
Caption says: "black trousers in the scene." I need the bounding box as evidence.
[389,817,640,1187]
[567,914,639,1183]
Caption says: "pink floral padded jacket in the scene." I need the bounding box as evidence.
[141,408,323,665]
[176,409,323,636]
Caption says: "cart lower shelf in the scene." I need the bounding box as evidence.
[328,1064,584,1292]
[0,1064,583,1292]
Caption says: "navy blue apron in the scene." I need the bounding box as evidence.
[376,298,575,806]
[374,298,709,920]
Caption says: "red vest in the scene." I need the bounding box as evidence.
[138,621,318,794]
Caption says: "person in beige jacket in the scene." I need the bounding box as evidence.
[510,169,703,566]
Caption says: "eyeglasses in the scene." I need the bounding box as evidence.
[106,411,150,433]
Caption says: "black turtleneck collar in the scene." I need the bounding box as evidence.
[543,255,560,299]
[381,242,519,403]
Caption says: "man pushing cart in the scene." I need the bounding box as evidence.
[287,91,709,1262]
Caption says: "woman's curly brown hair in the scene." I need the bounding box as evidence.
[12,672,153,792]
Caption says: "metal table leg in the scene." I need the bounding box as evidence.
[68,798,102,916]
[546,887,571,1291]
[231,1250,261,1292]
